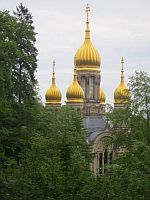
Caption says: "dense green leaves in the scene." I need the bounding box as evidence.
[6,107,92,200]
[104,71,150,199]
[0,11,19,100]
[0,4,39,199]
[129,71,150,145]
[12,3,38,104]
[97,142,150,200]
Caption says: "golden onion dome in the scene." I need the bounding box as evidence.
[66,69,84,103]
[45,61,62,104]
[74,4,100,70]
[99,88,106,104]
[114,58,131,104]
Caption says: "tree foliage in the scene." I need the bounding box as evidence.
[2,107,92,200]
[104,71,150,199]
[0,4,39,199]
[12,3,38,104]
[129,71,150,145]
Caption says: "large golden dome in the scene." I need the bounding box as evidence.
[99,88,106,104]
[74,4,100,70]
[114,58,131,104]
[66,69,84,103]
[45,62,62,105]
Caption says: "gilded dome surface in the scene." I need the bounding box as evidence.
[45,84,62,103]
[45,64,62,104]
[99,88,106,104]
[74,5,100,70]
[114,58,131,104]
[66,69,84,103]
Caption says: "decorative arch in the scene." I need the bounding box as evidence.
[91,132,113,175]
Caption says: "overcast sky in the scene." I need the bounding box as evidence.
[1,0,150,105]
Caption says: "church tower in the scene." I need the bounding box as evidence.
[74,4,101,116]
[45,60,62,110]
[114,58,131,109]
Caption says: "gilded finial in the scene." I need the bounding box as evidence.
[114,58,131,104]
[121,57,124,72]
[52,59,55,84]
[85,4,90,22]
[121,57,124,82]
[52,60,55,75]
[45,59,62,105]
[121,57,124,64]
[85,4,90,39]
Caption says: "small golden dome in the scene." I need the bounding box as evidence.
[114,58,131,104]
[74,4,100,70]
[66,69,84,103]
[45,61,62,104]
[99,88,106,104]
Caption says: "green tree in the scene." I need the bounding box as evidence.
[9,107,93,200]
[94,142,150,200]
[0,11,19,101]
[129,71,150,146]
[0,11,19,197]
[101,71,150,199]
[0,7,39,199]
[13,3,38,104]
[107,71,150,149]
[0,3,39,162]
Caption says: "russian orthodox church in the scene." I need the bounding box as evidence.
[45,5,130,175]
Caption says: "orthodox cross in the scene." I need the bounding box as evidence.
[121,57,124,72]
[52,59,55,78]
[85,4,90,21]
[53,60,55,73]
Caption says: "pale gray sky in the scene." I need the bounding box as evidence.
[1,0,150,105]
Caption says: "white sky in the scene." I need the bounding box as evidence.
[1,0,150,105]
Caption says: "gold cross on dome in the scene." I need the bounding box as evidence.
[85,4,90,21]
[121,57,124,72]
[121,57,124,65]
[52,59,55,74]
[53,60,55,68]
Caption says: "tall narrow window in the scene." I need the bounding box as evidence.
[104,149,108,164]
[99,153,103,174]
[89,77,94,99]
[98,149,113,174]
[81,77,86,98]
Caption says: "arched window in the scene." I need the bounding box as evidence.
[81,77,86,98]
[99,149,113,174]
[89,77,94,99]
